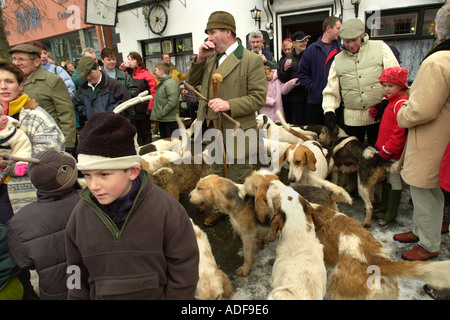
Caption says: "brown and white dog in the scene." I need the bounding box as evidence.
[150,159,210,201]
[275,140,352,206]
[319,125,393,227]
[191,219,233,300]
[189,174,269,277]
[244,169,349,223]
[265,180,327,300]
[269,197,450,299]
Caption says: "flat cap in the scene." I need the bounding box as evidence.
[205,11,236,35]
[340,19,365,40]
[77,56,97,77]
[8,44,41,58]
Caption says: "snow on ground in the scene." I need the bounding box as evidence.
[220,188,450,300]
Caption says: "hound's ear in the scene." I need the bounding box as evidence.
[255,186,270,224]
[276,150,287,169]
[305,148,317,171]
[266,211,285,242]
[299,195,324,231]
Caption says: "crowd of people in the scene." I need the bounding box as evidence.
[0,3,449,300]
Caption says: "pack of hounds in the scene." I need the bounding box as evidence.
[134,113,450,300]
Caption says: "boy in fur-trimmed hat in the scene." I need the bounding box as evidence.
[65,112,199,300]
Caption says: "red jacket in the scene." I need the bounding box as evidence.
[440,142,450,192]
[375,90,409,160]
[132,66,157,110]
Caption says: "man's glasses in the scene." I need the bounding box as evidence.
[10,57,36,63]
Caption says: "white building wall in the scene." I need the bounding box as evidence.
[115,0,444,78]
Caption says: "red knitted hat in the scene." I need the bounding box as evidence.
[379,67,409,88]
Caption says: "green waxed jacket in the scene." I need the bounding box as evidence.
[23,66,77,149]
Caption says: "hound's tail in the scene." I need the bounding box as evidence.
[379,260,450,289]
[309,174,353,205]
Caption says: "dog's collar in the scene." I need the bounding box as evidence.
[331,136,359,156]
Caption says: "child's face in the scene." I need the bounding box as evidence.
[154,67,163,78]
[382,82,403,97]
[0,108,7,130]
[82,167,140,205]
[264,67,273,81]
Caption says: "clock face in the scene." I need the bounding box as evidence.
[147,4,168,35]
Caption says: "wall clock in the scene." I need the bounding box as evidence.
[147,4,168,35]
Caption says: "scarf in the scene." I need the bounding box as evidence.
[103,177,141,227]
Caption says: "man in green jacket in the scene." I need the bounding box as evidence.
[151,61,180,139]
[9,44,77,152]
[187,11,267,226]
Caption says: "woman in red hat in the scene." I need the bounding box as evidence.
[370,66,409,225]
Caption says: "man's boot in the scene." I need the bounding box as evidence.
[373,181,390,213]
[378,189,402,225]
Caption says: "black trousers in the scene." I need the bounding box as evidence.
[344,123,380,146]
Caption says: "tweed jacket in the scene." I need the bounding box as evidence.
[65,171,199,300]
[397,50,450,189]
[23,66,76,149]
[187,44,267,132]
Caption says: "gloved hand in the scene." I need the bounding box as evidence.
[370,99,389,121]
[379,145,393,160]
[324,111,337,131]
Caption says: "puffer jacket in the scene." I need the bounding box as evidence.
[74,71,131,127]
[7,188,81,300]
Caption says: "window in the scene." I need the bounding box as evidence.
[366,4,442,40]
[142,33,193,73]
[371,13,418,37]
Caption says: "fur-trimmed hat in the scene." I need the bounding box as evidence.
[205,11,236,35]
[379,67,409,89]
[76,112,141,171]
[28,149,78,192]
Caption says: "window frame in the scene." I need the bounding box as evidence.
[365,4,442,41]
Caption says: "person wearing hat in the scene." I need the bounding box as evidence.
[248,30,278,69]
[7,149,81,300]
[9,44,77,154]
[27,41,77,99]
[278,30,310,125]
[368,66,409,225]
[393,3,450,261]
[65,112,199,299]
[73,56,131,128]
[298,16,342,125]
[321,18,399,146]
[186,11,267,227]
[277,38,293,69]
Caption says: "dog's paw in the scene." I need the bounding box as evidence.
[236,265,251,277]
